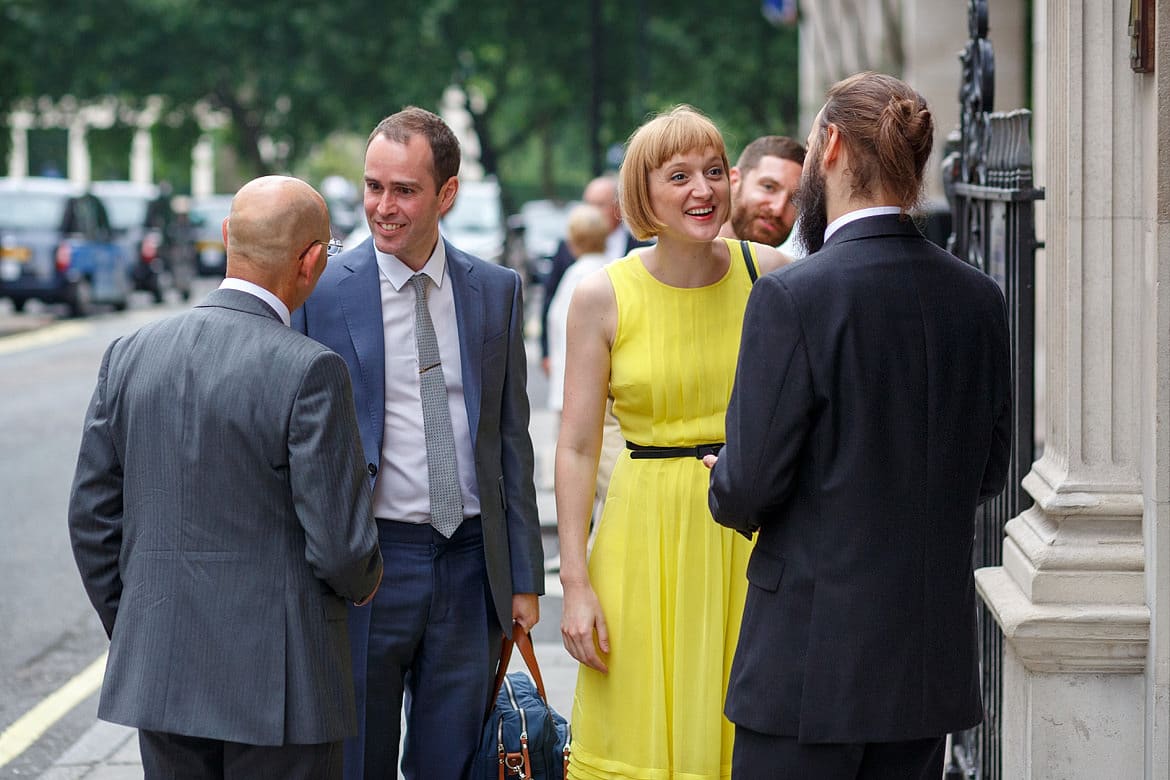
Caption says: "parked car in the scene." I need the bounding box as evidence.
[442,178,506,264]
[189,194,234,276]
[509,199,576,283]
[0,177,132,316]
[92,181,195,302]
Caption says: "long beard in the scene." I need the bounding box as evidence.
[795,164,828,255]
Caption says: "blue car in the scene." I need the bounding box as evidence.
[0,178,133,317]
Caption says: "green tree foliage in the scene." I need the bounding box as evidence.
[1,0,800,202]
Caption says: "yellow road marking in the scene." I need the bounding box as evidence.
[0,321,90,355]
[0,651,107,767]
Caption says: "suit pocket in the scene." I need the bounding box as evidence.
[746,548,785,593]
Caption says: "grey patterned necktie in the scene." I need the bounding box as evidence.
[408,273,463,538]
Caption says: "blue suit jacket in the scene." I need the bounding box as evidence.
[293,238,543,643]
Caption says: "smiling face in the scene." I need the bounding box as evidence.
[647,146,730,244]
[363,133,457,270]
[730,154,803,246]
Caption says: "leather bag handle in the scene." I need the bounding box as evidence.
[486,627,549,715]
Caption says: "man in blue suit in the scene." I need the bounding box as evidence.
[294,107,544,779]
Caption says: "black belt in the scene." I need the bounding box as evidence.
[626,441,724,460]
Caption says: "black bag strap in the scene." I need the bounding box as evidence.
[740,239,758,283]
[487,628,549,715]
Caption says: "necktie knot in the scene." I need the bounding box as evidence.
[409,273,429,295]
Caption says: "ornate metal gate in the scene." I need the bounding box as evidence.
[941,1,1043,777]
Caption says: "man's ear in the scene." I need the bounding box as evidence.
[298,243,325,285]
[821,124,844,169]
[438,176,459,217]
[729,166,742,189]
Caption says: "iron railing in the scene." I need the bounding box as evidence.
[941,1,1043,777]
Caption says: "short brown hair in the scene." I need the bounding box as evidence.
[819,72,933,210]
[618,105,729,241]
[735,135,806,173]
[367,107,461,192]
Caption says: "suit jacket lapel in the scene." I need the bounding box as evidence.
[445,240,482,447]
[338,243,386,453]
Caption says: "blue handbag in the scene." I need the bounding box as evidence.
[472,629,571,779]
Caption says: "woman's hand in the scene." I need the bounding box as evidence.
[560,579,610,673]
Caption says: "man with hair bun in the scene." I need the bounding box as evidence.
[706,72,1012,778]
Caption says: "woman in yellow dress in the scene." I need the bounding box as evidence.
[556,106,793,779]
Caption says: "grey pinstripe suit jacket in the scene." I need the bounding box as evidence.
[68,289,382,746]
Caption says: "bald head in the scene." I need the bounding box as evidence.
[224,175,331,311]
[582,176,620,231]
[226,176,329,275]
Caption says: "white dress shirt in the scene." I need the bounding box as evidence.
[372,240,480,524]
[218,277,290,325]
[823,205,903,244]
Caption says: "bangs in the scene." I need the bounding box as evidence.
[640,110,727,167]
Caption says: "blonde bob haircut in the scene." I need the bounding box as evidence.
[618,105,729,241]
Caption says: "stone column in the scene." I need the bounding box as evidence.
[974,1,1167,777]
[8,111,32,179]
[191,136,214,199]
[67,116,90,187]
[130,128,152,185]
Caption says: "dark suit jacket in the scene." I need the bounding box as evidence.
[709,214,1012,743]
[292,238,543,644]
[69,289,382,746]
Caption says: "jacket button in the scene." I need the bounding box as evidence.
[367,463,378,477]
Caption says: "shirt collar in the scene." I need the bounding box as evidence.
[824,205,903,243]
[218,277,290,326]
[375,237,448,291]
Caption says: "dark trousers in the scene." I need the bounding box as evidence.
[732,726,945,780]
[351,516,502,780]
[138,729,340,780]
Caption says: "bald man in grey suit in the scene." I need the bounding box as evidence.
[69,176,383,780]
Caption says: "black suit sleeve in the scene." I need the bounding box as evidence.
[709,275,815,533]
[539,240,575,359]
[978,291,1014,503]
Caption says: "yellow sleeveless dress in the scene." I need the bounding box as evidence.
[567,238,757,780]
